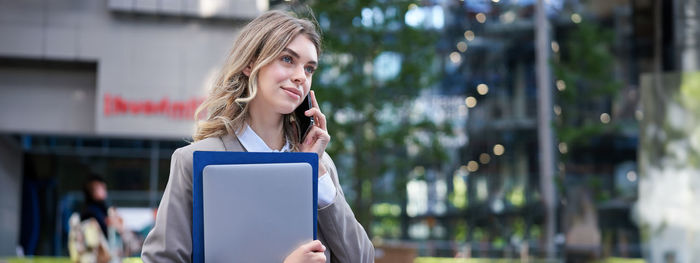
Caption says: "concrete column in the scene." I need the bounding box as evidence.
[535,0,556,258]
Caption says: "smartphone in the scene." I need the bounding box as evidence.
[293,94,315,143]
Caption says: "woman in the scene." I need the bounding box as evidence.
[141,10,374,263]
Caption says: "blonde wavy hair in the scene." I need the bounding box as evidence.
[193,10,321,148]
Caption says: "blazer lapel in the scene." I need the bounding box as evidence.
[221,133,246,152]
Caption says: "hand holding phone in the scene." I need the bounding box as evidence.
[295,90,330,176]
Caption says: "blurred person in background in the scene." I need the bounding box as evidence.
[141,10,373,263]
[80,174,142,258]
[81,175,109,236]
[564,187,601,262]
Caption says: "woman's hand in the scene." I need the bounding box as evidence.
[284,240,326,263]
[106,207,125,234]
[299,90,330,174]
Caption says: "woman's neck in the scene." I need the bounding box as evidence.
[247,102,286,151]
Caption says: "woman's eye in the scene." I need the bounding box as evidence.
[282,55,293,64]
[305,66,316,74]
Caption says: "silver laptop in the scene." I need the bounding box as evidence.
[202,163,314,262]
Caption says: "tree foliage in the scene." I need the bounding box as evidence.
[553,21,621,159]
[298,1,453,234]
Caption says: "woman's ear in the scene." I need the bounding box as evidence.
[243,64,252,77]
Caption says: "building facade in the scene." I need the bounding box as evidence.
[0,0,265,255]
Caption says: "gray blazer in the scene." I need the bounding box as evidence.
[141,134,374,262]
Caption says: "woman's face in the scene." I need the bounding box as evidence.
[91,181,107,201]
[250,34,318,115]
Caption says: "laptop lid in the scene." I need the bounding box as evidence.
[202,162,314,262]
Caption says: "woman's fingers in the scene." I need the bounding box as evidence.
[306,240,326,253]
[305,240,326,263]
[310,90,320,110]
[284,240,326,263]
[301,126,330,162]
[304,108,327,130]
[307,90,327,130]
[304,126,330,146]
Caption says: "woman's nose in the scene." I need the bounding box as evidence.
[292,65,306,85]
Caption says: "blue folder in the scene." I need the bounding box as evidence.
[192,151,318,263]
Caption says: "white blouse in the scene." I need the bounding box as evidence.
[237,124,337,207]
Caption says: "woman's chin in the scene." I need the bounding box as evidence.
[271,101,299,115]
[278,105,297,115]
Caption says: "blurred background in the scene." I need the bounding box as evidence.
[0,0,698,262]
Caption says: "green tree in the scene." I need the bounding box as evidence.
[552,21,622,198]
[553,21,620,148]
[300,1,453,235]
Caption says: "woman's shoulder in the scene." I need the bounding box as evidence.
[171,136,226,161]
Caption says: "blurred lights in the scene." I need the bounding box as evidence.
[431,6,445,29]
[556,80,566,91]
[492,0,500,2]
[476,13,486,23]
[493,144,505,156]
[465,96,477,108]
[491,198,505,214]
[449,52,462,64]
[373,52,402,81]
[551,41,560,53]
[406,180,428,217]
[467,161,479,172]
[408,222,430,239]
[479,153,491,164]
[363,62,373,75]
[571,13,582,24]
[459,105,468,116]
[459,165,469,172]
[500,11,516,24]
[372,203,401,217]
[477,84,489,95]
[410,167,425,177]
[491,199,504,213]
[507,187,525,207]
[635,110,644,121]
[464,30,475,41]
[600,113,611,124]
[476,179,488,201]
[627,171,637,182]
[451,174,467,209]
[558,142,568,154]
[553,105,561,116]
[457,41,468,52]
[405,5,444,29]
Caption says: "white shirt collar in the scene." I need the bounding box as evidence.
[236,123,291,152]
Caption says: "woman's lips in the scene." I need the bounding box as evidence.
[282,87,301,100]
